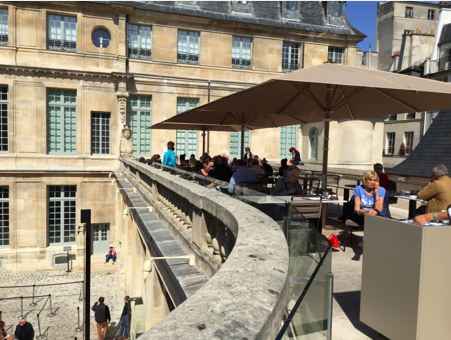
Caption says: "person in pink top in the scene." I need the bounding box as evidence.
[104,246,117,265]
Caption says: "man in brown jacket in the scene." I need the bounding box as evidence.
[417,164,451,213]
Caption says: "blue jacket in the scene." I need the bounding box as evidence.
[163,149,177,168]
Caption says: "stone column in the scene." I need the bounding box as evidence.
[116,91,129,158]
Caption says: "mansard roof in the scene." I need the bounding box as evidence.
[104,1,365,37]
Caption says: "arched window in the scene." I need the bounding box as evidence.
[310,128,318,160]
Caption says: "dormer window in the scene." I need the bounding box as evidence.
[282,1,300,20]
[232,1,252,15]
[329,1,342,17]
[177,1,199,9]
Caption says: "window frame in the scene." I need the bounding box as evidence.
[126,95,152,155]
[328,47,344,64]
[47,14,77,52]
[232,36,252,69]
[128,24,152,60]
[0,7,8,46]
[176,97,199,156]
[406,112,416,119]
[0,187,9,249]
[0,85,8,153]
[428,9,435,20]
[92,28,111,49]
[91,112,111,155]
[282,41,300,73]
[48,185,77,246]
[329,1,342,17]
[47,89,77,154]
[177,30,200,65]
[309,128,319,161]
[404,131,414,155]
[279,125,297,158]
[52,253,70,267]
[386,132,395,155]
[405,7,413,18]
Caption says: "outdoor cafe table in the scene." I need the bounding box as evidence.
[391,193,425,219]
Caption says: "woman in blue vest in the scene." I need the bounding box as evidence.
[163,141,177,168]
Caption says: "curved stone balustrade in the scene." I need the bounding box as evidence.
[121,159,289,340]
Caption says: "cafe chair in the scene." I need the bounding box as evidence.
[239,182,266,194]
[290,195,323,231]
[343,195,363,252]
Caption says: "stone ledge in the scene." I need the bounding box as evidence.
[122,159,289,340]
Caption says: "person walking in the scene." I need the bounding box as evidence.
[14,317,34,340]
[162,141,177,168]
[119,296,130,340]
[92,297,111,340]
[104,246,117,265]
[0,320,13,340]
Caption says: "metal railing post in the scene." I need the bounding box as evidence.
[327,272,334,340]
[18,296,23,319]
[75,307,82,332]
[30,284,37,307]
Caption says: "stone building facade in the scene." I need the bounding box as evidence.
[0,0,368,273]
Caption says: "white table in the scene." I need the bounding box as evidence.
[392,193,425,218]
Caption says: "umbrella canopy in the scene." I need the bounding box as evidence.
[148,122,252,155]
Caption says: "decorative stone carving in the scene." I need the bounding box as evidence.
[116,91,129,125]
[120,124,133,158]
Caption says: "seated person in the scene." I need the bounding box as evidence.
[373,163,389,190]
[278,158,289,177]
[413,204,451,225]
[249,158,266,176]
[349,170,386,226]
[228,160,258,193]
[188,154,197,168]
[272,166,303,196]
[262,158,274,177]
[213,157,233,182]
[196,158,214,177]
[105,246,117,264]
[417,164,451,214]
[287,147,301,166]
[179,154,187,167]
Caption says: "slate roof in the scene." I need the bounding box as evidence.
[102,1,365,36]
[439,23,451,46]
[387,110,451,178]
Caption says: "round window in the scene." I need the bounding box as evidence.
[92,28,111,49]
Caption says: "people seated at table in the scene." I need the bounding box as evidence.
[188,154,197,168]
[272,166,303,196]
[287,147,301,166]
[417,164,451,214]
[373,163,389,190]
[349,170,386,226]
[413,204,451,225]
[228,160,258,193]
[196,158,214,177]
[249,158,266,176]
[179,154,187,167]
[151,154,161,163]
[262,158,274,177]
[213,157,233,182]
[278,158,289,177]
[242,147,253,161]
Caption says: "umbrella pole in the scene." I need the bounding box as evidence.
[321,111,331,234]
[240,124,245,160]
[202,130,206,155]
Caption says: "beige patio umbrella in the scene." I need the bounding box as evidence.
[161,63,451,188]
[149,122,252,155]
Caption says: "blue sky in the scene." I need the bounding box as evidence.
[345,1,378,51]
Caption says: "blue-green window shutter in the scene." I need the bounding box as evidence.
[126,95,152,155]
[176,98,199,156]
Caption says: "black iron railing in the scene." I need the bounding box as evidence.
[177,53,199,64]
[232,58,252,69]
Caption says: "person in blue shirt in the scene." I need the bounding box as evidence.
[162,141,177,168]
[350,170,386,226]
[228,159,258,193]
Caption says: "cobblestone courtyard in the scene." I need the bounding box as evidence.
[0,268,123,340]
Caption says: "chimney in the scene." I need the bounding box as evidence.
[432,29,435,35]
[416,28,420,33]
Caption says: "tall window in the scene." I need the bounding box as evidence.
[386,132,395,155]
[405,7,413,18]
[230,131,250,158]
[0,8,7,46]
[282,1,300,19]
[232,36,252,69]
[406,112,415,119]
[48,186,76,245]
[177,30,199,64]
[0,85,7,152]
[0,187,8,248]
[405,132,414,155]
[309,128,318,160]
[280,126,297,158]
[328,47,344,64]
[47,15,77,52]
[428,10,435,20]
[91,112,110,155]
[282,42,300,73]
[176,98,199,156]
[126,95,152,155]
[48,89,77,154]
[128,24,152,59]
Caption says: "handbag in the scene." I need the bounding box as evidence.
[327,234,340,249]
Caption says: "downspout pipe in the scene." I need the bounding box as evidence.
[397,34,406,73]
[302,36,305,69]
[125,14,130,73]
